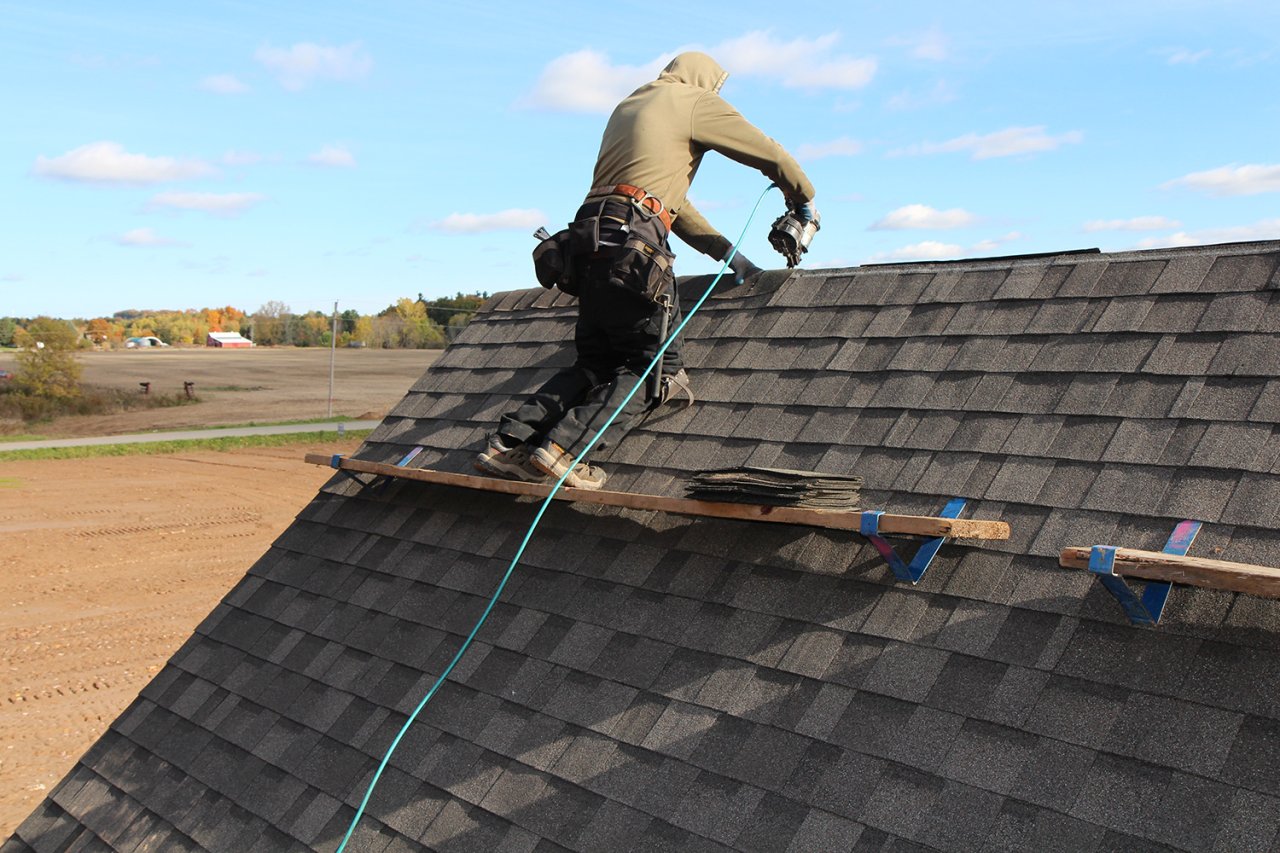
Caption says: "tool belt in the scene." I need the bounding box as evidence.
[532,186,676,303]
[584,183,673,233]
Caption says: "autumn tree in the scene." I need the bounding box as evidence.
[84,317,117,345]
[250,301,292,345]
[14,317,82,398]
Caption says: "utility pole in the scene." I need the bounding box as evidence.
[328,300,338,419]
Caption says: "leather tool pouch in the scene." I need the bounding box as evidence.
[552,196,676,304]
[609,236,674,303]
[532,228,575,294]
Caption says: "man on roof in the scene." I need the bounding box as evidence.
[476,50,817,490]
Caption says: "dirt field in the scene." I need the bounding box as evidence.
[0,347,438,438]
[0,347,452,837]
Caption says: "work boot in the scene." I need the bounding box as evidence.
[474,435,546,482]
[530,439,608,490]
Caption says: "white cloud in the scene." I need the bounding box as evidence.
[255,41,372,90]
[869,240,964,262]
[34,141,215,185]
[797,137,863,161]
[886,79,958,111]
[869,232,1023,262]
[2,273,23,282]
[201,73,249,94]
[871,204,978,230]
[520,49,668,113]
[1133,219,1280,249]
[1083,216,1182,232]
[428,208,547,234]
[116,228,185,247]
[148,192,267,216]
[715,31,876,89]
[1165,48,1211,65]
[222,150,266,166]
[971,232,1023,253]
[1161,163,1280,196]
[893,125,1083,160]
[307,145,357,168]
[522,31,876,113]
[889,27,949,61]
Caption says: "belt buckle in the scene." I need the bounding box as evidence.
[630,193,664,222]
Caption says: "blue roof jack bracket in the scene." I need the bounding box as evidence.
[331,446,425,490]
[1088,519,1202,627]
[860,497,966,584]
[396,446,425,468]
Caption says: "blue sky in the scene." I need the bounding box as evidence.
[4,1,1278,319]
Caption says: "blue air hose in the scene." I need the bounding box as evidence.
[336,183,778,852]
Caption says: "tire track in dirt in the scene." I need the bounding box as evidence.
[0,440,359,836]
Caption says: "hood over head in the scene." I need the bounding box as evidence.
[658,51,728,93]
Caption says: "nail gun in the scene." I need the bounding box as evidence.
[768,203,821,268]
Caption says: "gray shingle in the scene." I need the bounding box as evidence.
[1053,263,1108,298]
[980,302,1040,335]
[940,718,1035,796]
[786,808,864,853]
[1070,752,1171,836]
[1001,415,1064,457]
[917,781,1006,852]
[1056,618,1201,697]
[1201,252,1280,293]
[1093,260,1168,297]
[1194,422,1272,469]
[861,643,951,703]
[1141,293,1213,333]
[1214,789,1280,853]
[1089,334,1160,371]
[983,799,1106,853]
[1101,419,1176,464]
[1090,296,1157,332]
[861,764,944,839]
[1149,251,1217,293]
[1103,693,1243,778]
[1220,473,1280,528]
[1081,465,1171,515]
[994,264,1051,299]
[1198,291,1269,333]
[1222,715,1280,796]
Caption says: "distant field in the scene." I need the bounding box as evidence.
[0,347,438,438]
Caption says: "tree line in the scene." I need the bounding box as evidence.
[0,293,488,351]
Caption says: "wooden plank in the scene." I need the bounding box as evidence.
[1060,546,1280,600]
[305,453,1011,540]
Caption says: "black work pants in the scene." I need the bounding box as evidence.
[498,254,682,459]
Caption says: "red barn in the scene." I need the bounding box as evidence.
[206,332,252,348]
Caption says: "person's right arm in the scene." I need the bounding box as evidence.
[690,92,815,205]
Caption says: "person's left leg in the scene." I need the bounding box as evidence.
[531,275,680,488]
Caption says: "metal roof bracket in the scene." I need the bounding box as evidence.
[331,446,424,491]
[1088,519,1202,627]
[860,497,966,584]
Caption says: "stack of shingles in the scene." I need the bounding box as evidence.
[685,466,863,508]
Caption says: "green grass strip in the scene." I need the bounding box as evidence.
[0,429,372,462]
[0,477,21,488]
[200,415,362,430]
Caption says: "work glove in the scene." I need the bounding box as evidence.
[727,252,763,285]
[793,199,819,222]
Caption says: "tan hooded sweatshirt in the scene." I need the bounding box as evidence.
[591,51,816,262]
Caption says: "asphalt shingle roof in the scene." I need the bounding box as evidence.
[7,240,1280,852]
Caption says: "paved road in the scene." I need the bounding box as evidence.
[0,420,382,452]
